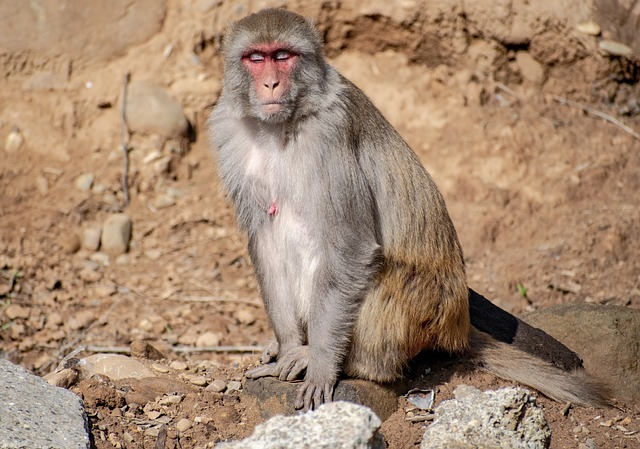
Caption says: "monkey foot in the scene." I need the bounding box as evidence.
[246,345,309,382]
[295,379,335,411]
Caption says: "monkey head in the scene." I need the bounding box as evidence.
[221,8,328,124]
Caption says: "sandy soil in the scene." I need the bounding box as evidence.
[1,1,639,448]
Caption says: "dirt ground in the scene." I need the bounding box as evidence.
[1,1,640,448]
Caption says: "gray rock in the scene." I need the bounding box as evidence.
[0,358,89,449]
[244,376,399,421]
[421,386,550,449]
[101,213,132,254]
[216,401,385,449]
[526,304,640,403]
[126,82,189,139]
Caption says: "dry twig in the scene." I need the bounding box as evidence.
[121,72,131,207]
[178,295,262,307]
[85,344,263,354]
[553,95,640,141]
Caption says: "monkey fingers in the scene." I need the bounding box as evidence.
[274,346,309,381]
[259,339,279,364]
[245,362,280,379]
[294,379,334,411]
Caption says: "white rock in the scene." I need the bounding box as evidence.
[176,418,192,432]
[216,402,384,449]
[82,354,154,380]
[599,40,633,56]
[101,213,132,254]
[4,127,24,154]
[75,173,95,192]
[576,21,601,36]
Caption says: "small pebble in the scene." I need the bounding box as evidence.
[599,40,633,56]
[226,380,242,392]
[82,226,102,251]
[5,304,30,320]
[188,375,208,387]
[576,21,601,36]
[153,194,175,209]
[169,361,188,370]
[158,394,183,405]
[176,418,192,432]
[206,379,227,393]
[75,173,95,192]
[151,363,170,373]
[101,213,132,255]
[235,309,256,325]
[196,331,221,347]
[146,410,162,420]
[5,127,24,154]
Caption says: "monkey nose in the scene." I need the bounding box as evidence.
[263,80,279,91]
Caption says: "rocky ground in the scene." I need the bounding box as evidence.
[1,0,640,448]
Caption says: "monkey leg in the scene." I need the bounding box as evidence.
[344,266,470,382]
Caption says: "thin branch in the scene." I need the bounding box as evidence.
[495,81,521,100]
[552,95,640,141]
[85,344,263,354]
[121,72,131,207]
[178,295,262,307]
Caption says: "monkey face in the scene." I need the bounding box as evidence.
[240,43,300,122]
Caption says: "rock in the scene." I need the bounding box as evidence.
[196,331,221,347]
[176,418,192,432]
[4,127,24,154]
[526,304,640,403]
[0,359,89,448]
[44,368,80,389]
[117,377,192,406]
[5,304,30,320]
[62,233,81,254]
[169,360,188,370]
[421,386,550,449]
[244,377,398,421]
[216,401,384,449]
[206,379,227,393]
[187,375,208,387]
[36,175,49,195]
[125,82,189,139]
[234,309,256,325]
[130,340,165,360]
[226,380,242,392]
[598,40,633,57]
[152,193,175,209]
[576,21,601,36]
[82,226,102,251]
[515,51,545,84]
[82,354,154,380]
[0,0,166,61]
[101,213,132,254]
[74,173,94,192]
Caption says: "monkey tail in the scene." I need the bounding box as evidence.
[467,288,609,407]
[470,327,610,407]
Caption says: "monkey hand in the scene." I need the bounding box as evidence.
[246,345,309,382]
[294,371,336,411]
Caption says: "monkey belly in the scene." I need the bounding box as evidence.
[344,262,470,382]
[261,205,320,325]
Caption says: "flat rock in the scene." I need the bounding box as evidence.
[126,82,189,139]
[421,386,550,449]
[216,401,385,449]
[243,377,399,421]
[526,304,640,403]
[101,213,132,254]
[0,0,166,61]
[82,354,154,380]
[0,359,89,449]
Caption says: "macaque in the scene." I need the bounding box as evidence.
[209,8,608,410]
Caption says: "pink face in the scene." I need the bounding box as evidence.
[241,43,299,115]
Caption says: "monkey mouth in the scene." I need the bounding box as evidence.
[261,101,288,114]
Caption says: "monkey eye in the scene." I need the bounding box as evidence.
[248,52,265,63]
[274,50,293,61]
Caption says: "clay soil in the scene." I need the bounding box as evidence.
[1,1,639,448]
